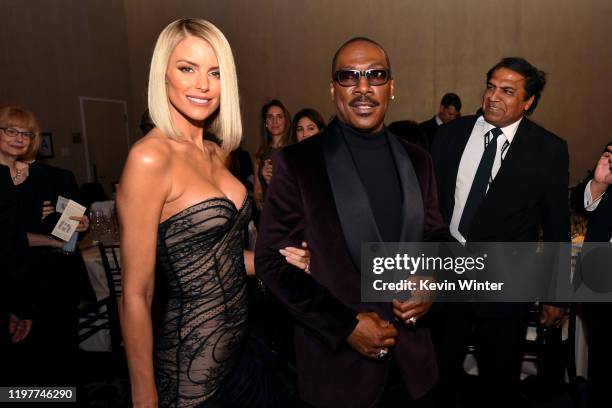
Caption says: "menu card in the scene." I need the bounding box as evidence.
[51,199,86,242]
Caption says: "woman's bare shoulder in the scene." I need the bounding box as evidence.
[127,130,174,171]
[118,130,173,200]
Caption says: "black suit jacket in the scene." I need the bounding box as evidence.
[387,120,429,151]
[585,185,612,242]
[419,116,439,151]
[581,185,612,394]
[432,115,570,316]
[255,121,448,408]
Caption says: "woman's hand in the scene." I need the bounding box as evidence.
[41,200,54,220]
[70,215,90,232]
[262,159,273,184]
[279,241,311,273]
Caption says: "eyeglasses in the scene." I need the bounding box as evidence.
[0,127,35,140]
[333,69,391,87]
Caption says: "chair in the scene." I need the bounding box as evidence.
[77,243,122,354]
[99,243,122,352]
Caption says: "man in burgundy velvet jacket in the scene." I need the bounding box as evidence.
[255,37,448,408]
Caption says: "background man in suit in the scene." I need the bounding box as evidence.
[580,143,612,408]
[255,37,448,407]
[419,92,462,150]
[431,57,569,407]
[387,119,429,151]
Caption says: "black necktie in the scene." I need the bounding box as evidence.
[458,127,503,238]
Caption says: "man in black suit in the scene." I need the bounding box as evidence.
[256,37,449,407]
[431,57,569,407]
[419,93,462,150]
[580,144,612,408]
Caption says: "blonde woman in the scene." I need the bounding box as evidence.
[118,19,308,407]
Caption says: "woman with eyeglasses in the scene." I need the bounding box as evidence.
[0,108,35,383]
[0,107,89,247]
[253,99,292,209]
[0,105,89,385]
[292,108,326,142]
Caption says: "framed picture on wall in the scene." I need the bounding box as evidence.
[38,132,54,159]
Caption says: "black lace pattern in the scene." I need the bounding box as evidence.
[155,197,250,407]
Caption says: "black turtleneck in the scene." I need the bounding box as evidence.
[339,120,402,242]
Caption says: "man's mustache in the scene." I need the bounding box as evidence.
[349,96,379,107]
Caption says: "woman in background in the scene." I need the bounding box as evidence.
[292,108,326,142]
[253,100,292,209]
[0,106,88,385]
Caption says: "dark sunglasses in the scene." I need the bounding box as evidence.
[333,69,391,87]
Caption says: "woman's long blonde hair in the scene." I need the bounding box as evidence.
[148,18,242,152]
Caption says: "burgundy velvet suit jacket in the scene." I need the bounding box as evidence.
[254,121,448,408]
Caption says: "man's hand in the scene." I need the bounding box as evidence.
[392,299,432,325]
[540,304,566,328]
[346,312,398,359]
[594,146,612,184]
[9,313,32,343]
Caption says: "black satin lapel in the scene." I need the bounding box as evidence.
[387,133,424,242]
[322,123,381,267]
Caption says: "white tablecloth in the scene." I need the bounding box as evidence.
[78,244,117,352]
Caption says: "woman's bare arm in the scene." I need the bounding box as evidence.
[244,249,255,276]
[117,139,171,408]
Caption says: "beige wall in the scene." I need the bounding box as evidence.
[2,1,611,184]
[0,0,133,185]
[123,0,612,184]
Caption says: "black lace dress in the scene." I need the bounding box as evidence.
[154,197,251,407]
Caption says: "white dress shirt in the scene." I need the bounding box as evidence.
[435,115,443,126]
[583,179,606,210]
[450,116,523,243]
